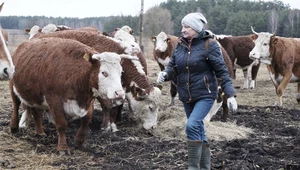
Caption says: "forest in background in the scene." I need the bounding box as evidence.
[0,0,299,38]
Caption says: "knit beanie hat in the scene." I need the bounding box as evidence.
[181,12,208,33]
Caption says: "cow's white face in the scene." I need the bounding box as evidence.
[249,32,273,65]
[154,32,169,52]
[28,25,40,40]
[92,52,125,100]
[127,87,162,130]
[113,29,140,55]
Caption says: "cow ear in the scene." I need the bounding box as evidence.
[152,83,163,90]
[272,37,278,44]
[25,28,30,33]
[167,38,171,43]
[152,36,156,42]
[131,85,146,100]
[102,32,110,37]
[251,34,258,40]
[83,52,92,62]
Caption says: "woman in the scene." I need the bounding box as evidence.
[157,12,238,170]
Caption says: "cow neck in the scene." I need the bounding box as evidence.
[269,40,277,63]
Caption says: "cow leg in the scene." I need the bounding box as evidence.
[19,104,32,129]
[250,63,260,89]
[30,107,46,136]
[221,95,229,122]
[275,73,292,107]
[233,69,237,79]
[75,102,93,148]
[242,68,250,89]
[98,97,113,132]
[297,83,300,103]
[204,100,222,122]
[169,80,177,106]
[48,103,69,152]
[158,63,165,71]
[110,106,121,132]
[9,81,21,133]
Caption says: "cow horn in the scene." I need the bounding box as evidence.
[119,54,138,60]
[272,28,277,36]
[251,26,258,35]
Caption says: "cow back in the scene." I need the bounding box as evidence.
[13,37,98,106]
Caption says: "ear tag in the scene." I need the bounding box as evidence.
[83,53,89,61]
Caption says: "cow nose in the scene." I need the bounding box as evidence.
[114,90,125,99]
[3,68,9,78]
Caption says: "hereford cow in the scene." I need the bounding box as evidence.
[9,37,136,153]
[152,32,178,106]
[20,30,161,131]
[212,33,260,89]
[204,39,235,122]
[0,2,14,80]
[249,27,300,107]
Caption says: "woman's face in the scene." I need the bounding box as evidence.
[181,24,198,40]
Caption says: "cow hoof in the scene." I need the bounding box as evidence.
[74,140,84,148]
[59,150,71,156]
[34,132,47,137]
[10,127,18,133]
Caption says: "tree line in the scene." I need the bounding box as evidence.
[0,0,299,38]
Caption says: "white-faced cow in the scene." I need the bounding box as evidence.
[249,27,300,107]
[152,32,178,106]
[0,2,14,80]
[212,33,260,89]
[21,30,161,132]
[9,37,135,153]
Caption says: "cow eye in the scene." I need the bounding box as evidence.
[102,71,108,77]
[263,43,268,46]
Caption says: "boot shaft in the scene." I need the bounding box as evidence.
[187,140,203,170]
[200,143,211,170]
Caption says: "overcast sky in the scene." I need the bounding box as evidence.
[0,0,299,18]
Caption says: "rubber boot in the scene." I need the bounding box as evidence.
[187,140,203,170]
[200,143,211,170]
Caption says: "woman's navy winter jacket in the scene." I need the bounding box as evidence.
[164,31,236,103]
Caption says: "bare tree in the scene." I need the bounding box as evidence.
[288,10,295,37]
[143,6,174,37]
[269,9,278,32]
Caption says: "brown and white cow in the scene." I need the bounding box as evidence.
[249,27,300,107]
[204,39,235,122]
[9,37,134,153]
[152,32,178,106]
[211,33,260,89]
[21,30,161,131]
[0,2,14,80]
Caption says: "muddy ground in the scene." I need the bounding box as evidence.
[0,34,300,170]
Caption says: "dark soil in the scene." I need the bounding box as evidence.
[1,104,299,170]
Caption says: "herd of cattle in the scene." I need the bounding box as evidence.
[0,2,300,154]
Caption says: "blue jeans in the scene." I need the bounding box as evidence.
[183,98,215,142]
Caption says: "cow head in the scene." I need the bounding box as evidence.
[120,25,134,35]
[127,84,163,130]
[90,52,138,100]
[25,25,42,39]
[152,32,170,53]
[110,29,140,56]
[0,2,14,80]
[249,27,277,64]
[249,26,277,65]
